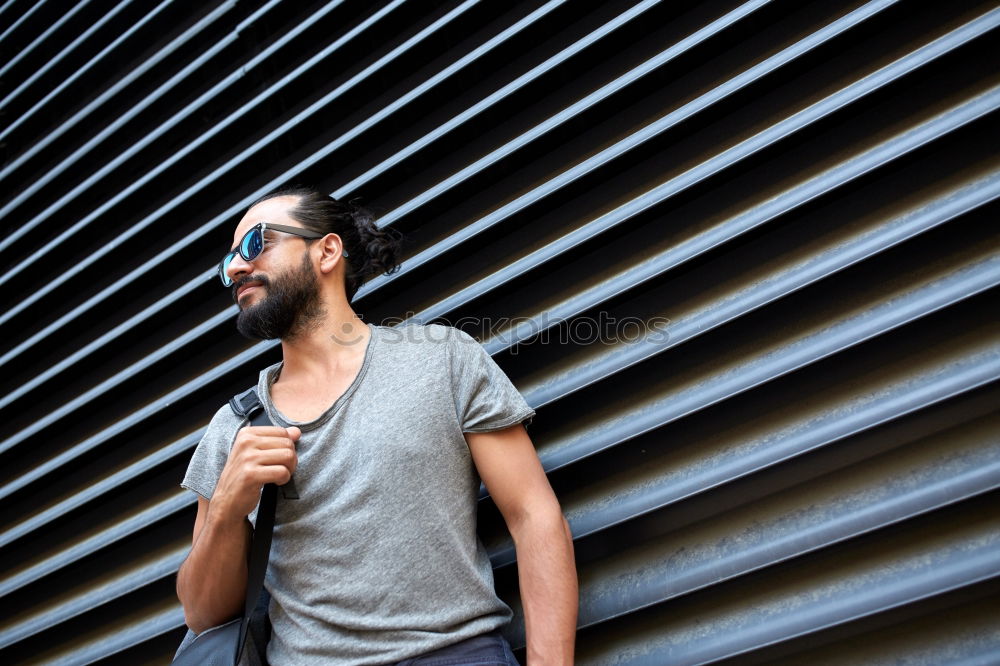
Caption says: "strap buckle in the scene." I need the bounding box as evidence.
[229,388,262,419]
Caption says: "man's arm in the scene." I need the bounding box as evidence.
[466,424,577,666]
[176,425,300,633]
[176,497,251,633]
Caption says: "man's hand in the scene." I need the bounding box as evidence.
[177,425,299,633]
[210,425,300,520]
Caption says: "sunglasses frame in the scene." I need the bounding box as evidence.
[219,222,332,287]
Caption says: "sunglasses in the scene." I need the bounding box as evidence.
[219,222,336,287]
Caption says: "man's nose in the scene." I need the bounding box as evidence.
[226,252,253,283]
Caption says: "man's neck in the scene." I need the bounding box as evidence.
[278,309,370,384]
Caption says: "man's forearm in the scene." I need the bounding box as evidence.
[512,509,578,665]
[176,505,251,633]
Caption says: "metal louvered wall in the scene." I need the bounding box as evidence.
[1,0,997,663]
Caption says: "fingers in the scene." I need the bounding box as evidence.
[244,446,297,472]
[253,464,296,486]
[236,426,301,445]
[230,427,298,479]
[243,435,298,450]
[233,427,299,452]
[240,425,298,438]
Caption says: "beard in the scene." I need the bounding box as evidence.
[233,251,325,341]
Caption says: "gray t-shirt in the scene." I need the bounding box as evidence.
[181,322,536,664]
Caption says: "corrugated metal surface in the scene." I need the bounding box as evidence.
[1,0,997,663]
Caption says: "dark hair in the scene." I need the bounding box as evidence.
[250,185,404,302]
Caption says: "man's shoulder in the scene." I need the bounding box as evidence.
[202,397,247,441]
[375,321,469,347]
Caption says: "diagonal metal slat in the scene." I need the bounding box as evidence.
[0,547,187,648]
[0,0,48,47]
[0,0,242,180]
[0,340,273,502]
[0,0,356,232]
[0,0,174,143]
[0,492,193,599]
[0,0,93,80]
[0,0,487,326]
[534,256,1000,473]
[0,0,137,114]
[0,0,936,371]
[392,12,1000,325]
[0,430,202,550]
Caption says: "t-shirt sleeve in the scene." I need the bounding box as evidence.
[448,327,536,433]
[181,403,245,500]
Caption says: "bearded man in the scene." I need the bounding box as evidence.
[175,186,578,665]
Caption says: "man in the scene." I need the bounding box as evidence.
[176,186,578,665]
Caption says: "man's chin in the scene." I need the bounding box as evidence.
[236,313,280,340]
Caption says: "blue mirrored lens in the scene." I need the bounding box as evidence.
[220,252,235,286]
[241,227,263,261]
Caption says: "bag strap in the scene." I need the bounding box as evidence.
[228,387,297,665]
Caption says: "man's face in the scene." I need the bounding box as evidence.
[227,196,325,340]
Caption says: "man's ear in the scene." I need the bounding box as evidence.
[317,233,348,275]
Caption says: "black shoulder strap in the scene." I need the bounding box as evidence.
[227,387,297,666]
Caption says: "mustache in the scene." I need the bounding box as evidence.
[232,274,270,304]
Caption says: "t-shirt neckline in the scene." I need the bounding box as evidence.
[259,322,378,430]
